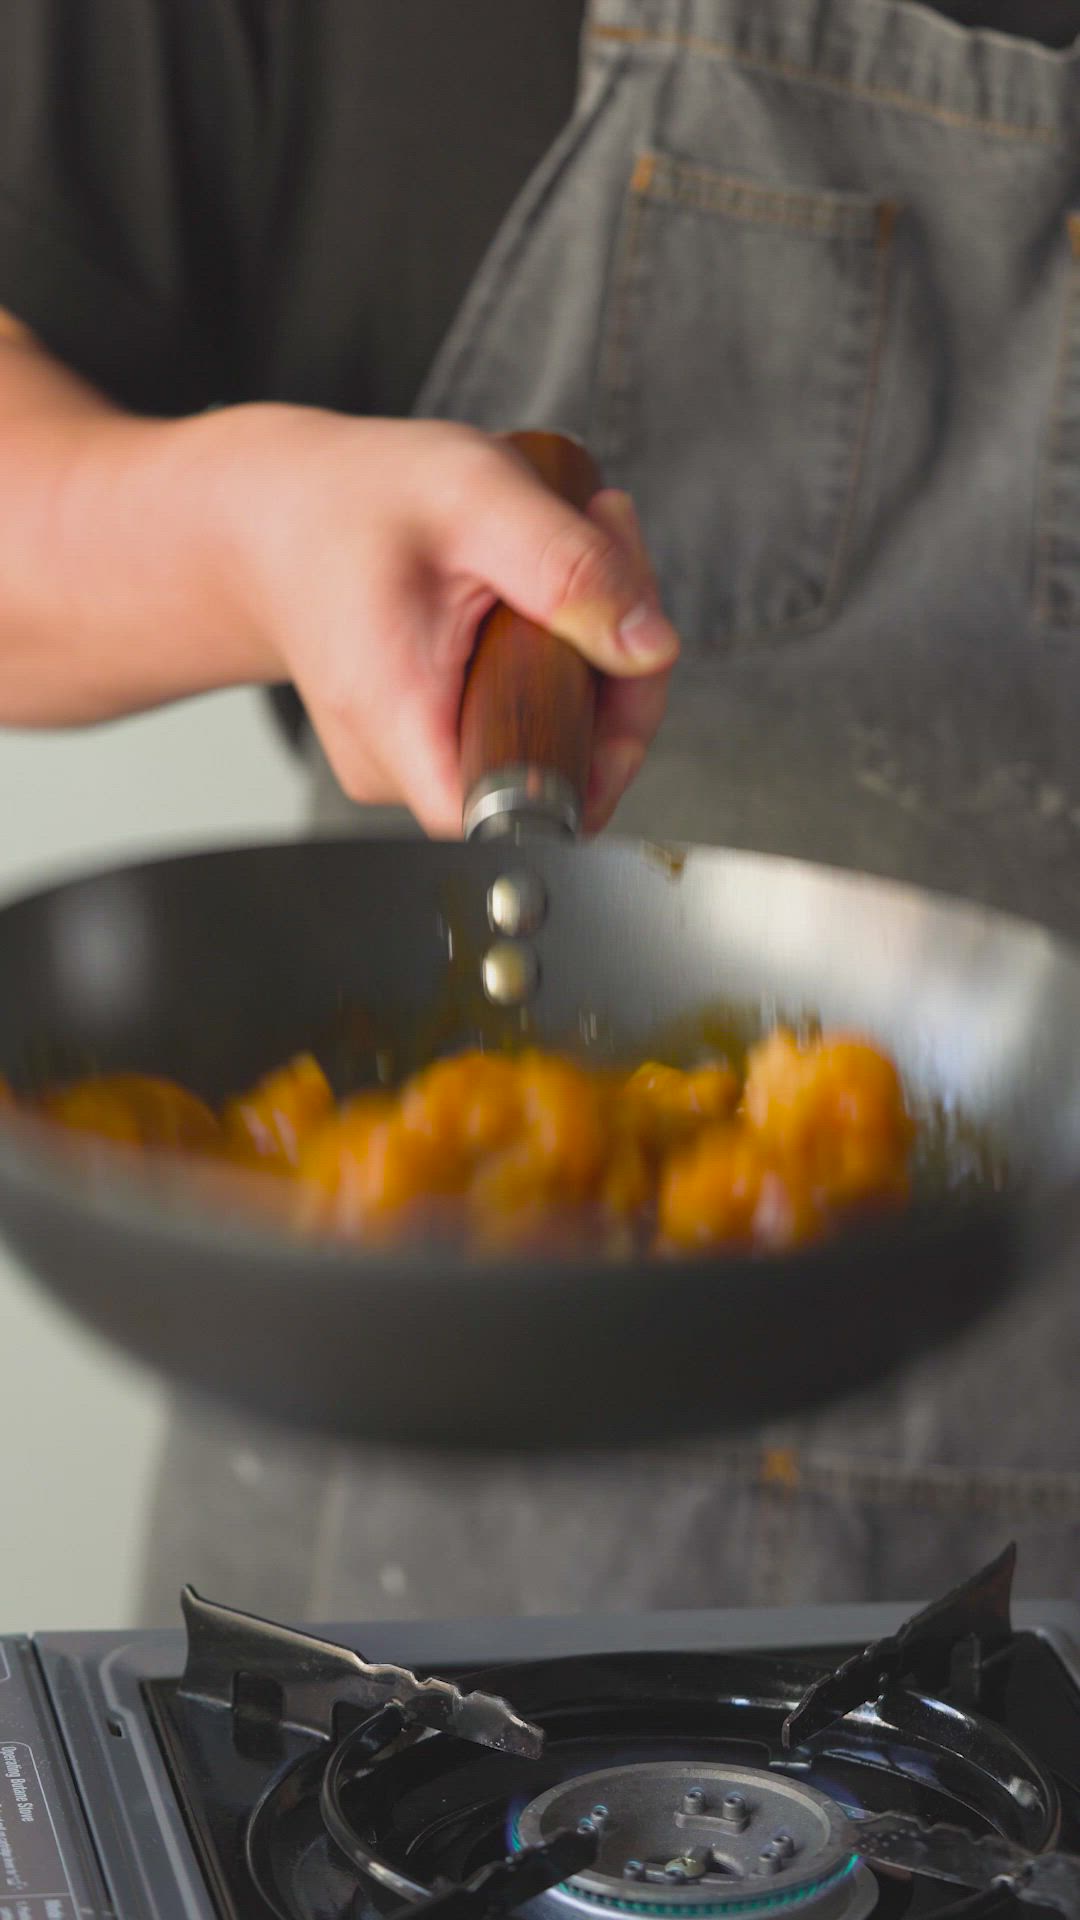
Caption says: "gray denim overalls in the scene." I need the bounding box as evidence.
[141,0,1080,1626]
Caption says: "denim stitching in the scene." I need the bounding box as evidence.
[801,1456,1080,1518]
[745,1449,1080,1518]
[589,24,1066,148]
[823,201,897,610]
[690,1447,1080,1520]
[592,154,653,485]
[1034,215,1080,629]
[640,156,885,238]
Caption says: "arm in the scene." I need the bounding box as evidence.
[0,320,678,830]
[0,316,267,725]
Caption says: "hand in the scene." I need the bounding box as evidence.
[220,411,679,834]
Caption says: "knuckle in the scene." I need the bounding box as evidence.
[339,760,394,809]
[427,427,505,519]
[538,522,623,614]
[313,675,360,736]
[338,763,378,806]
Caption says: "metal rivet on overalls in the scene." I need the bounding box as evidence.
[481,940,539,1006]
[488,871,547,937]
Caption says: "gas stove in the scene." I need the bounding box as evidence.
[3,1547,1080,1920]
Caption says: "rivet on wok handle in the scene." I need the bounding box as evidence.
[460,431,602,844]
[488,871,547,938]
[482,941,539,1007]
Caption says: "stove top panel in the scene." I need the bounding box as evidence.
[5,1580,1080,1920]
[0,1633,109,1920]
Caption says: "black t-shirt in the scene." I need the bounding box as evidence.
[0,0,587,419]
[1,0,1077,422]
[0,0,1076,742]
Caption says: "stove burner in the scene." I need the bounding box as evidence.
[514,1763,876,1919]
[146,1551,1080,1920]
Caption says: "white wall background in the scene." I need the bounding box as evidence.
[0,692,304,1630]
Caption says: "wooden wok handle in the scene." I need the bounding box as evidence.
[460,431,602,841]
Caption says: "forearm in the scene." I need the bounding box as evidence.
[0,329,266,726]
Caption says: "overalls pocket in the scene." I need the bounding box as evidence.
[592,151,896,654]
[1034,212,1080,630]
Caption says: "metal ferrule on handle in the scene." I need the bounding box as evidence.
[463,767,581,842]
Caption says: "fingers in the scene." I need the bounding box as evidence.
[578,488,671,831]
[273,421,677,840]
[583,665,672,832]
[299,595,468,837]
[448,444,679,677]
[312,693,464,837]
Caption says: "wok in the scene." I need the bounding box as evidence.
[0,435,1079,1451]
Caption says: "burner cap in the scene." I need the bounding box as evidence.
[514,1762,876,1918]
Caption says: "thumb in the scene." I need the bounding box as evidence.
[450,452,680,677]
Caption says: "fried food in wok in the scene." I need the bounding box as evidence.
[10,1032,914,1256]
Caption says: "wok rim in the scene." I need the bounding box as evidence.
[4,822,1080,942]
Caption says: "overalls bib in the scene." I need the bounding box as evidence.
[142,0,1080,1625]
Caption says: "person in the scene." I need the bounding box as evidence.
[1,0,1080,1626]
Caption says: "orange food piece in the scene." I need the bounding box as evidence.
[400,1051,520,1161]
[461,1052,615,1253]
[297,1094,458,1238]
[223,1053,335,1171]
[658,1126,822,1253]
[467,1163,581,1256]
[622,1060,739,1148]
[297,1093,395,1193]
[516,1052,608,1199]
[464,1054,609,1243]
[601,1131,653,1223]
[37,1073,221,1155]
[398,1048,611,1237]
[742,1029,913,1210]
[359,1115,463,1230]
